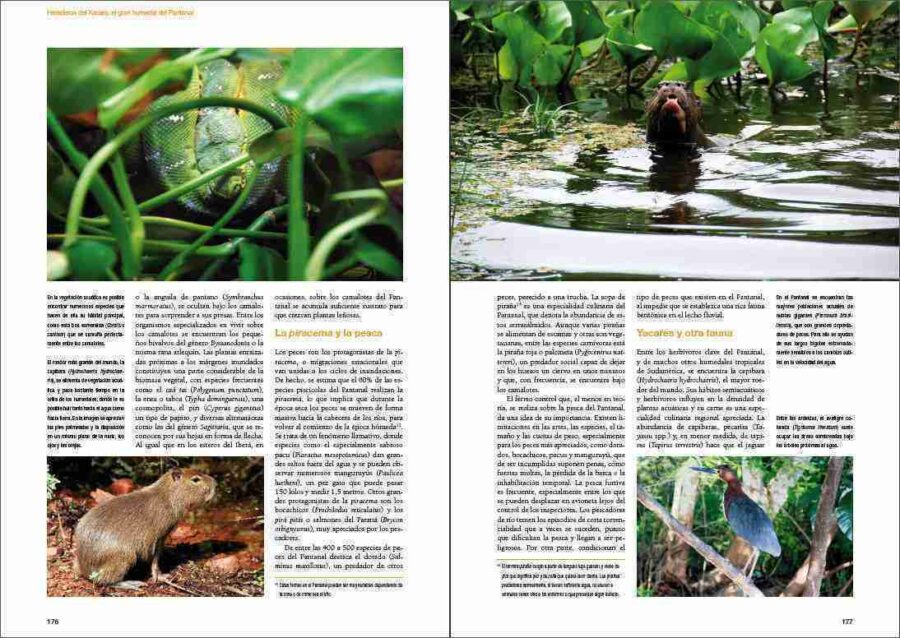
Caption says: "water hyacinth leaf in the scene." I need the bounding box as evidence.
[536,1,572,43]
[48,49,128,116]
[755,21,815,86]
[841,0,891,26]
[497,41,518,82]
[606,25,653,69]
[354,236,402,278]
[684,12,751,84]
[812,1,839,60]
[493,12,547,85]
[238,242,287,281]
[692,0,760,56]
[565,0,608,43]
[659,60,690,82]
[773,6,820,48]
[65,240,117,280]
[277,48,403,138]
[827,12,858,32]
[602,7,635,29]
[634,0,716,60]
[533,45,570,86]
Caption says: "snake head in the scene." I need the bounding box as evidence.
[211,172,245,200]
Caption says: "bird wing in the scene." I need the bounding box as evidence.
[726,497,782,557]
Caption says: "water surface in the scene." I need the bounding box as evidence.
[451,65,899,280]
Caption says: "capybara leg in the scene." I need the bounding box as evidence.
[150,540,165,582]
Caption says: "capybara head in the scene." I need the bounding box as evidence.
[646,81,703,146]
[164,468,216,511]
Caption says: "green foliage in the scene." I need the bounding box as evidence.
[755,20,815,86]
[238,243,286,281]
[47,469,61,500]
[47,48,403,282]
[48,49,128,116]
[64,240,118,281]
[278,48,403,139]
[452,0,896,91]
[637,457,854,596]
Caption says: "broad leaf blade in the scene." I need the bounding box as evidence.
[278,48,403,138]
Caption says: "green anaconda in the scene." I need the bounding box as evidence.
[143,58,293,216]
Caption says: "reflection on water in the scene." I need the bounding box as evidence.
[451,63,899,280]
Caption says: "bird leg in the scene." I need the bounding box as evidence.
[743,548,760,579]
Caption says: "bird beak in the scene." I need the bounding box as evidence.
[690,466,717,474]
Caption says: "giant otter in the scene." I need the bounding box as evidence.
[646,81,710,148]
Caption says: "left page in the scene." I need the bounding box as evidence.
[1,2,449,636]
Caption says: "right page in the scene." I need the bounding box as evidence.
[449,1,899,635]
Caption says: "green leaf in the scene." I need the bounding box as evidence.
[493,11,548,86]
[812,1,839,59]
[773,7,820,48]
[692,0,760,53]
[48,145,78,219]
[755,21,815,86]
[827,12,858,32]
[841,0,890,26]
[835,490,853,541]
[537,1,572,43]
[64,241,117,280]
[48,49,128,116]
[497,41,519,81]
[354,236,402,278]
[277,48,403,138]
[606,24,653,69]
[238,243,287,281]
[98,47,234,128]
[634,0,717,60]
[533,45,570,86]
[565,0,608,44]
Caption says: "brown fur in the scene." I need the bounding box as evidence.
[646,81,708,147]
[74,469,216,585]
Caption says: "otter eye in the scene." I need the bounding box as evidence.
[191,476,202,484]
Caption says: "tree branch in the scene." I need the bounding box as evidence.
[636,484,765,597]
[803,457,846,597]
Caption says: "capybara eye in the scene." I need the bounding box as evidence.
[191,476,202,484]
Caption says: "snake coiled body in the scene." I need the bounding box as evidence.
[143,59,292,215]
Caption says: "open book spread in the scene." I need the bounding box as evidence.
[2,1,898,636]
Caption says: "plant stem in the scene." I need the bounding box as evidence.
[157,167,261,281]
[305,189,388,281]
[80,214,285,240]
[98,47,235,128]
[48,112,139,278]
[380,177,404,191]
[108,152,145,277]
[64,96,289,250]
[287,114,309,280]
[137,153,252,213]
[199,206,287,281]
[48,234,229,256]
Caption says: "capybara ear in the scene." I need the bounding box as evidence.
[171,469,183,481]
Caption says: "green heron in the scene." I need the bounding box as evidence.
[691,464,781,579]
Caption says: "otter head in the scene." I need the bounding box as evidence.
[646,81,702,146]
[166,468,217,510]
